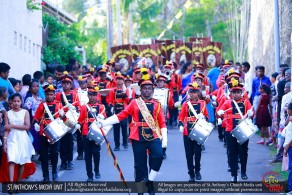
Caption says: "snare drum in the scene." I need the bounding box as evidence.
[43,118,69,144]
[231,118,259,145]
[64,110,80,134]
[189,119,214,145]
[88,121,112,145]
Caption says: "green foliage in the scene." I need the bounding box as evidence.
[42,14,81,66]
[62,0,85,19]
[26,0,42,11]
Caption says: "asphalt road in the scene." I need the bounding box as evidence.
[2,126,278,194]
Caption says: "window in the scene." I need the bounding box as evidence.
[29,40,31,54]
[19,34,22,49]
[33,43,35,56]
[14,31,17,45]
[24,37,27,52]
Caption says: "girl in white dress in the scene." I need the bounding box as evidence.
[3,93,35,182]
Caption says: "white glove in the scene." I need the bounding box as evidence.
[161,128,167,148]
[198,113,205,120]
[247,109,253,117]
[34,123,40,132]
[179,126,184,134]
[217,118,222,125]
[212,101,217,107]
[201,90,206,98]
[68,103,76,110]
[97,114,105,120]
[59,109,65,117]
[217,110,224,116]
[110,107,114,114]
[100,115,119,127]
[178,95,182,102]
[174,101,181,108]
[212,95,217,101]
[75,123,81,129]
[91,108,97,114]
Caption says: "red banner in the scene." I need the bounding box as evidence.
[111,44,133,72]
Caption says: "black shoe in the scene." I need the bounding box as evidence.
[137,193,144,195]
[114,147,120,151]
[173,121,178,128]
[60,163,67,171]
[163,153,167,160]
[43,176,50,183]
[201,145,205,150]
[270,158,282,163]
[67,161,74,170]
[241,173,248,180]
[123,144,128,149]
[219,139,223,142]
[195,172,202,180]
[231,176,238,183]
[95,172,101,179]
[52,173,58,181]
[87,177,93,182]
[189,176,196,182]
[77,154,83,160]
[146,180,155,195]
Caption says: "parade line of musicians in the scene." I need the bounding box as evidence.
[1,59,291,195]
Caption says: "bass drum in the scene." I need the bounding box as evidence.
[88,121,113,145]
[43,118,69,144]
[231,118,259,145]
[189,119,214,145]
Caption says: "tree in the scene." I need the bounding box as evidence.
[42,14,82,66]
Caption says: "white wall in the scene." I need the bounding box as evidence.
[0,0,42,80]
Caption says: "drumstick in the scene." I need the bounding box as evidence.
[87,108,130,195]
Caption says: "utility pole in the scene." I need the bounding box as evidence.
[128,2,133,44]
[116,0,122,45]
[107,0,113,58]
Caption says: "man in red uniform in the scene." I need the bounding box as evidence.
[33,84,63,183]
[78,86,106,182]
[217,80,253,182]
[55,74,80,170]
[98,72,167,195]
[178,82,208,182]
[107,72,131,151]
[164,62,182,128]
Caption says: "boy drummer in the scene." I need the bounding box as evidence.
[217,79,253,182]
[33,84,63,183]
[178,82,208,182]
[78,86,106,182]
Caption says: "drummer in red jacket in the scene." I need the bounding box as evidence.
[107,72,131,151]
[77,86,106,182]
[217,79,253,182]
[55,73,81,171]
[33,84,63,183]
[178,82,208,182]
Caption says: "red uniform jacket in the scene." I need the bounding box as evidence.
[78,102,106,136]
[166,74,182,94]
[178,99,209,136]
[116,98,166,141]
[107,87,131,114]
[33,100,63,135]
[219,98,252,132]
[55,90,80,111]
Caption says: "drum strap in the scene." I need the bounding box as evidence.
[232,100,244,119]
[135,97,161,139]
[43,103,55,121]
[187,101,199,119]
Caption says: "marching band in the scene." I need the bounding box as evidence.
[1,59,262,195]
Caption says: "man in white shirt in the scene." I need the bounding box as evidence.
[242,62,253,99]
